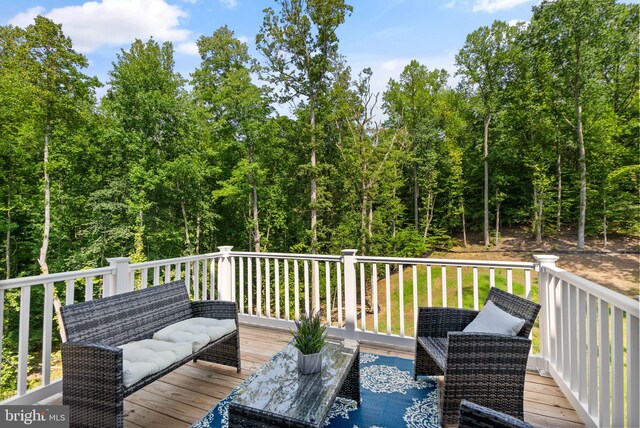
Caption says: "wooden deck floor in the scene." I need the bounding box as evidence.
[44,324,584,427]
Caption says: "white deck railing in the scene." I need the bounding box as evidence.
[537,259,639,428]
[0,247,637,427]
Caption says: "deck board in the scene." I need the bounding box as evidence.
[43,324,585,427]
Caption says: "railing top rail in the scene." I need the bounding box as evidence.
[0,267,115,291]
[129,252,223,270]
[230,251,342,262]
[355,255,536,269]
[544,265,639,316]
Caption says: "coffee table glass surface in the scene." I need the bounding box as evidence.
[228,339,359,428]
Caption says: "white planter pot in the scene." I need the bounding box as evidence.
[296,348,322,374]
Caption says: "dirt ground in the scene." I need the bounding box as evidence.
[432,228,639,298]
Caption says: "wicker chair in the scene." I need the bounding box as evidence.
[414,287,540,425]
[458,400,533,428]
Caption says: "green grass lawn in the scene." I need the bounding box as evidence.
[358,264,541,353]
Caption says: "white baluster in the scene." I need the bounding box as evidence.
[42,282,53,386]
[399,264,404,337]
[472,267,479,310]
[427,265,432,307]
[599,299,610,427]
[385,264,391,335]
[325,261,331,325]
[372,264,378,333]
[284,259,290,320]
[457,266,463,308]
[85,276,94,300]
[294,260,300,320]
[17,285,30,396]
[303,260,309,315]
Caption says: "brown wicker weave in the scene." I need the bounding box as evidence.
[458,400,533,428]
[57,280,241,428]
[414,287,540,426]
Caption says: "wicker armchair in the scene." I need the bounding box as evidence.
[458,400,533,428]
[414,287,540,425]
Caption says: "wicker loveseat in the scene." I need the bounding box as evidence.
[56,280,240,428]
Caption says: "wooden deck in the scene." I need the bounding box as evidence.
[43,324,584,427]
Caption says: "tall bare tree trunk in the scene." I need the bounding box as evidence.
[422,190,435,240]
[537,192,543,243]
[367,198,373,255]
[461,200,467,248]
[38,122,51,275]
[249,146,260,253]
[495,193,500,247]
[413,163,419,231]
[533,185,540,243]
[576,100,586,249]
[603,196,607,248]
[360,190,367,256]
[195,215,201,254]
[483,114,491,247]
[310,100,318,254]
[556,136,562,234]
[5,191,10,279]
[180,200,193,255]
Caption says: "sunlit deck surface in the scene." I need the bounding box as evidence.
[42,324,584,428]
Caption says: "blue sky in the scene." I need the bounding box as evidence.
[1,0,632,114]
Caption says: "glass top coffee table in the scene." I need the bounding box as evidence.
[228,339,360,428]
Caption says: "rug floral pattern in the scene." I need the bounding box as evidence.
[192,352,439,428]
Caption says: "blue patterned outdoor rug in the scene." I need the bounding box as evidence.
[192,352,439,427]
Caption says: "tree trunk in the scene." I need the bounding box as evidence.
[38,121,51,275]
[556,137,562,234]
[576,100,586,249]
[533,185,540,242]
[413,163,419,231]
[180,200,193,255]
[495,197,500,247]
[5,190,10,279]
[422,190,435,240]
[537,192,543,243]
[461,200,467,248]
[249,146,260,253]
[483,114,491,247]
[367,197,373,255]
[360,190,367,256]
[603,195,607,248]
[195,215,201,254]
[310,100,318,254]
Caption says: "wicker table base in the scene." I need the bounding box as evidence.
[229,340,360,428]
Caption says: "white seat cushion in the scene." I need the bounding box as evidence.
[118,339,192,387]
[153,317,236,352]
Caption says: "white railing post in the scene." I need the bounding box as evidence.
[534,254,559,373]
[217,246,233,301]
[107,257,132,295]
[342,249,358,340]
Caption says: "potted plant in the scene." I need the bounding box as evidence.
[291,311,327,374]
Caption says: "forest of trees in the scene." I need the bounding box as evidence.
[1,0,638,283]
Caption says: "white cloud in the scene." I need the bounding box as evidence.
[8,0,191,53]
[219,0,238,9]
[7,6,45,27]
[472,0,533,13]
[176,41,199,56]
[237,35,249,44]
